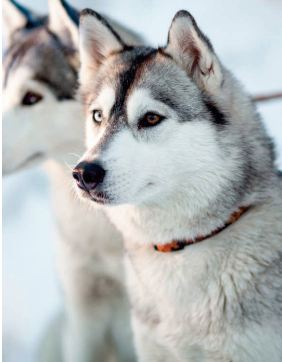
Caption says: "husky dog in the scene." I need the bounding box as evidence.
[2,1,142,361]
[74,8,282,362]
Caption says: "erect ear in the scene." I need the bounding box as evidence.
[79,9,125,84]
[165,10,223,95]
[48,0,79,48]
[2,0,40,47]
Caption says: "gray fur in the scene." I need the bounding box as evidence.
[3,26,78,99]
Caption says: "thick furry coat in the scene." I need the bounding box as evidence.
[76,8,282,362]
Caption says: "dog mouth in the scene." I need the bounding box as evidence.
[79,188,112,205]
[90,191,111,204]
[76,180,156,206]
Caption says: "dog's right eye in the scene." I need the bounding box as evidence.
[92,110,103,124]
[22,91,43,106]
[138,112,165,129]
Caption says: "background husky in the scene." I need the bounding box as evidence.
[75,9,282,362]
[2,0,142,361]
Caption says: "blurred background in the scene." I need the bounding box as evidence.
[2,0,282,361]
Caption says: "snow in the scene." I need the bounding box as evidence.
[3,1,282,361]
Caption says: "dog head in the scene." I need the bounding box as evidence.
[2,0,83,174]
[74,10,275,211]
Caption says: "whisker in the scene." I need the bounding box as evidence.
[64,161,75,171]
[68,152,82,160]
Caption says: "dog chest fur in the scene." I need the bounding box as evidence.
[118,189,282,362]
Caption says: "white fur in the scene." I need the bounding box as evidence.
[86,86,116,149]
[119,198,282,362]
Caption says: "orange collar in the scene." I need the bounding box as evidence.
[154,206,250,252]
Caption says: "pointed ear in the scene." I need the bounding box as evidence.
[48,0,79,48]
[79,9,125,84]
[2,0,36,47]
[165,11,223,95]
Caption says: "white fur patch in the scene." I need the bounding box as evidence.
[85,86,116,149]
[127,88,179,127]
[91,86,116,116]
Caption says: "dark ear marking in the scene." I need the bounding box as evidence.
[60,0,79,26]
[157,47,173,60]
[203,99,227,126]
[80,8,128,48]
[107,45,134,57]
[3,0,45,40]
[10,0,44,29]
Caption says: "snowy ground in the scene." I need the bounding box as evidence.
[3,1,282,361]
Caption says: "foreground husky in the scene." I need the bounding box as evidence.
[74,9,282,362]
[3,1,141,361]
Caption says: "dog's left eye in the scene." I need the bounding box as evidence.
[22,91,43,106]
[138,112,165,129]
[92,110,103,124]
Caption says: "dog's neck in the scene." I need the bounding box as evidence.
[106,191,257,249]
[154,206,249,252]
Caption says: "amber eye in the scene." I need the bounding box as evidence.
[92,110,103,124]
[22,91,43,106]
[138,112,164,129]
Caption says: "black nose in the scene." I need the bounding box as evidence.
[72,161,106,191]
